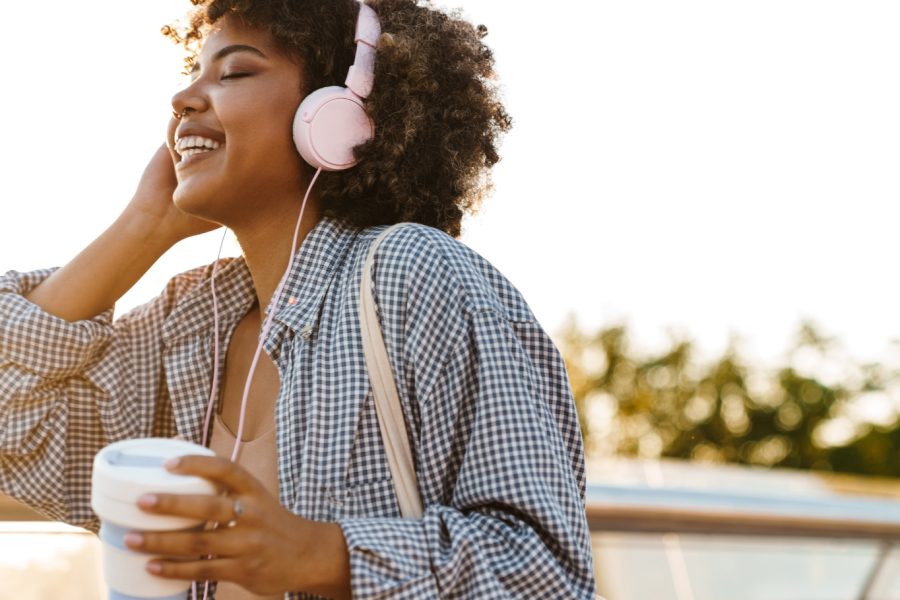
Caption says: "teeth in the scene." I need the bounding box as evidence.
[175,135,223,155]
[180,148,215,159]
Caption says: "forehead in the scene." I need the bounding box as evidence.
[196,14,281,62]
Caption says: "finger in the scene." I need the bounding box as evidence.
[146,556,244,583]
[124,526,248,559]
[137,492,238,523]
[165,455,262,495]
[166,117,178,150]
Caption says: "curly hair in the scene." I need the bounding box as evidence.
[162,0,512,238]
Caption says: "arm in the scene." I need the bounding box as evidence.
[337,309,596,599]
[0,140,218,527]
[0,263,214,528]
[24,142,218,322]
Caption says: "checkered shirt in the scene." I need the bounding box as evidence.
[0,216,595,599]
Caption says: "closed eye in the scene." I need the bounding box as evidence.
[222,72,252,80]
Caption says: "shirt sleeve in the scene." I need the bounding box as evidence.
[337,307,596,599]
[0,267,184,529]
[0,268,116,379]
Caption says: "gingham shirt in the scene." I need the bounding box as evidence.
[0,216,595,599]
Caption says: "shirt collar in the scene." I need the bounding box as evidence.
[161,215,360,345]
[268,215,360,336]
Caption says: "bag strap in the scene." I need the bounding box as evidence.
[359,223,424,519]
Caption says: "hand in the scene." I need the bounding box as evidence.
[124,455,351,598]
[124,120,220,245]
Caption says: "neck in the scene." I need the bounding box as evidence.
[230,197,323,317]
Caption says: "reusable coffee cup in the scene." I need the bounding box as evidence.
[91,438,217,600]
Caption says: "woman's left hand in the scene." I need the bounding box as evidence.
[124,455,351,597]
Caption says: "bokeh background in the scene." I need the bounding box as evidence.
[1,1,900,596]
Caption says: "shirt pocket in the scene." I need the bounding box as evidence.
[326,477,401,521]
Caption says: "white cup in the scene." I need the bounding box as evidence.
[91,438,217,600]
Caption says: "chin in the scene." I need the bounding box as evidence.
[172,183,225,223]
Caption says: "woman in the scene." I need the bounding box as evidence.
[0,0,595,598]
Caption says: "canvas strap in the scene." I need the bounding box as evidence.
[359,223,424,519]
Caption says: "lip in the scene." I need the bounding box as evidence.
[174,123,226,146]
[172,122,226,169]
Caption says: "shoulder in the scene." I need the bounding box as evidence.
[122,257,249,330]
[147,259,223,313]
[164,257,246,298]
[367,222,534,323]
[162,261,218,297]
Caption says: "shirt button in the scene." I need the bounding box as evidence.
[287,296,298,305]
[300,324,314,339]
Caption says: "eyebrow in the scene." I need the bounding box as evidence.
[190,44,268,74]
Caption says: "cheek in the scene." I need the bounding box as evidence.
[225,105,304,180]
[223,86,300,146]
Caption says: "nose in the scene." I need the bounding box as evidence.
[171,79,209,121]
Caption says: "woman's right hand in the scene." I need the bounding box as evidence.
[125,119,221,245]
[24,119,221,322]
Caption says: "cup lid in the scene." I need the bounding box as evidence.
[92,438,218,506]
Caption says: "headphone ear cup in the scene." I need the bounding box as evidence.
[293,86,375,172]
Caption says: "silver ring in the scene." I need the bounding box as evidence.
[232,498,244,520]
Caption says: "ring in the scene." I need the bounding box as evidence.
[232,498,244,520]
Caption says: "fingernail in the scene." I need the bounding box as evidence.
[124,533,143,548]
[163,457,181,470]
[147,562,162,574]
[137,494,158,508]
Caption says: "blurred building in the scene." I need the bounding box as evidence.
[3,458,900,599]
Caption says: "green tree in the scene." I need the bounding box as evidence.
[559,318,900,477]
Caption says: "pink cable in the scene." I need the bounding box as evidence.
[196,233,227,600]
[194,233,227,600]
[195,167,324,600]
[231,166,322,461]
[202,231,229,448]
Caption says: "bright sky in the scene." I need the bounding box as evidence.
[1,0,898,366]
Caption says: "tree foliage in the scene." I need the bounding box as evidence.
[559,318,900,477]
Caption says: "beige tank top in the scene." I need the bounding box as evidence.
[208,413,282,600]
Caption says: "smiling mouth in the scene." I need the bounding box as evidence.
[175,135,224,162]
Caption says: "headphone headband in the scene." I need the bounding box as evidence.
[345,3,381,99]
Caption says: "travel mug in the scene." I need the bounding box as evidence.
[91,438,217,600]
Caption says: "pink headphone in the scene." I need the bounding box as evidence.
[292,1,381,171]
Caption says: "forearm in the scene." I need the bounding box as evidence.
[337,507,594,599]
[24,210,176,323]
[302,521,352,600]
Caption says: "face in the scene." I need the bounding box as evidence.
[167,15,308,225]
